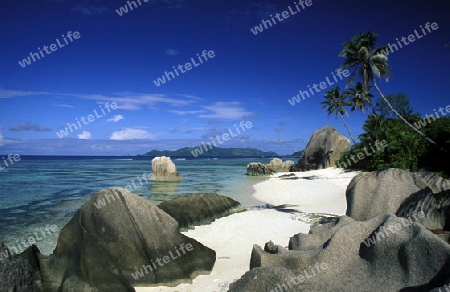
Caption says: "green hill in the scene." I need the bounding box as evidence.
[290,150,304,157]
[140,146,278,157]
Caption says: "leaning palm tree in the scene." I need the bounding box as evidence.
[321,87,356,144]
[338,30,444,151]
[344,82,374,114]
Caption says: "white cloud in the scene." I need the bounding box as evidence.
[107,115,124,123]
[110,129,154,140]
[79,93,196,110]
[53,104,73,108]
[200,102,254,120]
[78,131,91,139]
[0,133,3,146]
[265,138,285,144]
[71,5,108,16]
[0,90,197,110]
[0,89,50,99]
[164,49,180,56]
[169,110,205,115]
[9,122,51,132]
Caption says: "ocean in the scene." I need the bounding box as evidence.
[0,156,277,255]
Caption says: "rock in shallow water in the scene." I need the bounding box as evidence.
[151,156,182,182]
[246,159,295,176]
[30,188,215,291]
[266,158,295,173]
[246,162,274,176]
[158,193,245,231]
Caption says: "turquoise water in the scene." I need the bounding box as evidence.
[0,157,273,254]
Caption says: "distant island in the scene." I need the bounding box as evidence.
[139,146,280,158]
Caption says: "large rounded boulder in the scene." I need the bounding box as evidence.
[246,162,274,176]
[38,188,216,291]
[230,214,450,291]
[158,193,245,231]
[291,126,350,171]
[346,168,450,234]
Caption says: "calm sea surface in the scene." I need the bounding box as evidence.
[0,156,279,254]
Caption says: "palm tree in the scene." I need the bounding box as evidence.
[338,31,444,151]
[344,82,374,114]
[321,87,356,144]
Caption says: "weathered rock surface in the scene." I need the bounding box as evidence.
[346,168,450,233]
[230,214,450,292]
[396,187,450,233]
[246,162,274,176]
[246,158,295,176]
[291,126,350,171]
[151,156,182,182]
[0,243,41,291]
[35,188,215,291]
[158,193,246,231]
[266,158,295,172]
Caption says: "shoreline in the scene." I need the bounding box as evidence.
[135,168,360,291]
[253,168,361,215]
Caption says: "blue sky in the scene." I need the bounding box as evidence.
[0,0,449,155]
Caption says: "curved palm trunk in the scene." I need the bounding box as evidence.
[339,113,356,144]
[372,79,446,152]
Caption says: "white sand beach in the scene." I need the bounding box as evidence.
[135,168,360,292]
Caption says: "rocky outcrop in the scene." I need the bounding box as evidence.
[34,188,215,291]
[396,187,450,233]
[151,156,182,182]
[158,193,246,231]
[229,214,450,291]
[0,243,41,292]
[266,158,295,172]
[246,159,295,176]
[291,126,350,171]
[246,162,274,176]
[346,168,450,233]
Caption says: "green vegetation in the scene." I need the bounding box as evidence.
[140,146,278,157]
[322,31,449,177]
[338,30,441,150]
[337,94,450,178]
[321,87,356,144]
